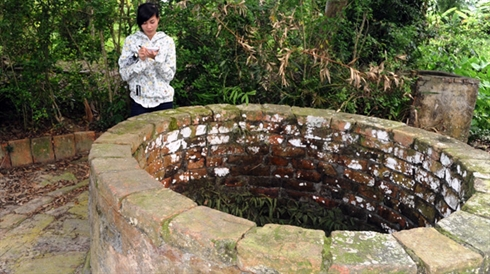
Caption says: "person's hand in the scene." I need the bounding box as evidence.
[138,46,159,60]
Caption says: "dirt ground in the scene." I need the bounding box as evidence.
[0,155,90,211]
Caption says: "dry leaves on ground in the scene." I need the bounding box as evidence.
[0,155,89,209]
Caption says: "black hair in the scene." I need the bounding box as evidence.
[137,3,160,31]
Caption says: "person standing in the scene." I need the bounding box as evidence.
[119,3,176,117]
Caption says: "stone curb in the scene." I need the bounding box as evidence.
[0,131,97,168]
[89,104,490,273]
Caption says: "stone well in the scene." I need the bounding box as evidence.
[89,104,490,273]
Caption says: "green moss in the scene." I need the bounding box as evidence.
[168,118,179,131]
[160,218,174,243]
[322,236,333,272]
[211,239,237,264]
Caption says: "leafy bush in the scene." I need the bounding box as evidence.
[1,0,428,133]
[164,0,424,121]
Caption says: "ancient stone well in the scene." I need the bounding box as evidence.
[89,104,490,273]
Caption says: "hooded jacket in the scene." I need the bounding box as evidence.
[118,31,176,108]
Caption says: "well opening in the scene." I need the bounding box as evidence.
[89,104,490,273]
[151,104,470,234]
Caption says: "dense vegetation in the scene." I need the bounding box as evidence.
[0,0,489,140]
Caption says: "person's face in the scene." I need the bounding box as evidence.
[142,15,159,39]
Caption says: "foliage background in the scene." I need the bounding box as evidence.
[0,0,489,140]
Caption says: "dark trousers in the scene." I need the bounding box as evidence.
[130,99,173,117]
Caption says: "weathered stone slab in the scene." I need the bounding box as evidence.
[393,227,483,273]
[462,192,490,219]
[177,105,214,125]
[13,196,54,215]
[53,134,76,160]
[0,214,28,230]
[474,178,490,194]
[166,206,255,265]
[74,131,95,153]
[14,252,87,274]
[94,132,144,154]
[327,230,417,274]
[237,224,325,274]
[31,136,54,164]
[0,214,54,257]
[97,169,163,209]
[88,143,132,161]
[437,210,490,273]
[8,138,32,167]
[121,188,196,245]
[206,104,241,122]
[90,157,141,176]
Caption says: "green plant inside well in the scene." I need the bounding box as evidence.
[172,179,376,236]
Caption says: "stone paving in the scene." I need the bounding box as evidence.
[0,163,90,274]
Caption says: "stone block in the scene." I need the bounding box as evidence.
[261,104,294,123]
[74,131,95,154]
[236,103,264,122]
[206,104,241,122]
[121,188,196,246]
[0,143,12,169]
[53,134,76,160]
[393,227,483,273]
[437,210,490,273]
[90,157,140,178]
[8,138,32,167]
[292,106,335,127]
[474,178,490,194]
[177,105,214,125]
[94,132,144,154]
[462,192,490,219]
[327,230,417,273]
[129,111,174,135]
[166,206,256,265]
[31,136,54,164]
[97,169,163,209]
[237,224,325,273]
[88,143,132,161]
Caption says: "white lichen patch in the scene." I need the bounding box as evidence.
[306,115,328,128]
[207,135,230,145]
[379,182,393,195]
[380,223,396,234]
[342,133,358,144]
[270,113,283,123]
[400,194,415,208]
[347,160,363,170]
[288,138,306,147]
[443,192,459,210]
[167,140,183,153]
[195,124,207,136]
[170,153,181,164]
[167,130,180,143]
[181,127,192,138]
[248,146,260,154]
[214,167,230,177]
[445,169,462,194]
[371,129,389,141]
[440,153,453,167]
[219,125,233,134]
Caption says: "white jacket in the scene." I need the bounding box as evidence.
[119,31,176,108]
